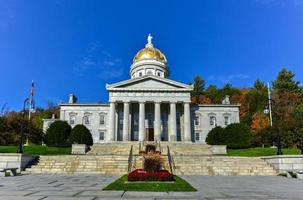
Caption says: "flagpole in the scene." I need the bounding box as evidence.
[25,80,34,146]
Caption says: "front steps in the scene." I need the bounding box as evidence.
[173,156,277,176]
[27,155,277,176]
[26,142,277,176]
[26,155,128,175]
[87,142,140,155]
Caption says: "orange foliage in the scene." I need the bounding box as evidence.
[191,95,212,104]
[230,88,249,120]
[250,112,270,134]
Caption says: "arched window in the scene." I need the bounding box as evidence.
[223,113,231,126]
[210,116,216,126]
[194,115,200,126]
[83,115,90,125]
[99,114,105,125]
[69,112,77,125]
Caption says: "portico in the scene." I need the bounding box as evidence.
[106,99,192,142]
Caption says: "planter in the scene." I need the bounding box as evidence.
[128,169,173,182]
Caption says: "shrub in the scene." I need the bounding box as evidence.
[224,123,252,149]
[69,124,93,146]
[206,126,225,145]
[44,120,71,147]
[143,152,165,172]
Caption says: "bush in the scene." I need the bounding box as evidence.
[69,124,93,145]
[206,126,225,145]
[143,152,165,172]
[44,120,71,147]
[224,123,252,149]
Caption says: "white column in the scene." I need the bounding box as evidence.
[184,102,191,142]
[108,102,116,141]
[122,102,130,141]
[154,102,161,141]
[139,102,145,141]
[169,102,177,141]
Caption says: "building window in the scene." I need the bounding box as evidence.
[100,115,105,125]
[147,70,153,75]
[83,115,90,125]
[99,132,105,140]
[157,72,161,77]
[69,115,76,125]
[195,132,200,141]
[147,113,153,127]
[194,115,200,126]
[210,116,216,126]
[139,72,142,77]
[224,116,229,126]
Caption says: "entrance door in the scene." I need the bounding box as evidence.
[147,128,154,141]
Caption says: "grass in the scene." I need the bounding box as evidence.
[103,175,197,192]
[227,147,301,157]
[0,145,71,155]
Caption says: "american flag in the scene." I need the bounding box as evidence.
[30,80,34,97]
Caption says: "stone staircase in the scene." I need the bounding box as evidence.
[173,156,277,176]
[87,142,139,155]
[27,142,277,176]
[26,155,128,175]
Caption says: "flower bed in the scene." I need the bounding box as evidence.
[128,169,173,182]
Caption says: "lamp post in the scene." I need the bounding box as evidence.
[264,83,283,155]
[17,98,35,154]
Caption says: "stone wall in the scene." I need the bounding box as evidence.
[262,155,303,172]
[0,153,37,173]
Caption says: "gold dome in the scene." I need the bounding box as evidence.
[133,47,166,63]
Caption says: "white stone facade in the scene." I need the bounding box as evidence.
[42,35,240,144]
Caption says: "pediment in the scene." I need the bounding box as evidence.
[106,76,192,91]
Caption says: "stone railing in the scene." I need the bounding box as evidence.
[262,155,303,172]
[0,153,37,173]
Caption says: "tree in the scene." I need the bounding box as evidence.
[230,88,249,120]
[272,68,301,94]
[44,120,71,147]
[206,126,225,145]
[191,75,205,104]
[205,85,219,103]
[223,123,252,149]
[246,80,268,114]
[69,124,93,146]
[250,112,270,134]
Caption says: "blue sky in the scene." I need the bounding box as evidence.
[0,0,303,111]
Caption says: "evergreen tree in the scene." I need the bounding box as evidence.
[246,80,268,114]
[272,68,301,94]
[191,75,205,104]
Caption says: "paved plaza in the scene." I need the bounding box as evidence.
[0,174,303,200]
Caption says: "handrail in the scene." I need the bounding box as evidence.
[167,145,175,175]
[127,145,133,173]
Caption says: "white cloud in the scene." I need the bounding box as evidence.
[207,74,250,84]
[73,42,123,79]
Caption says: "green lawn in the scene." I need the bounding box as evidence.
[0,145,71,155]
[103,175,197,192]
[227,147,301,157]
